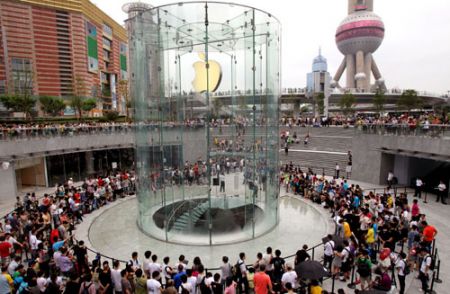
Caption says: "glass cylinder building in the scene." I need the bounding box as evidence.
[127,2,281,245]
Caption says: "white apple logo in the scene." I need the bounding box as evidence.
[192,52,222,93]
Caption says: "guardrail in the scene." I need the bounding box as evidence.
[356,123,450,138]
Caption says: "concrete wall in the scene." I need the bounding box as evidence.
[352,134,450,185]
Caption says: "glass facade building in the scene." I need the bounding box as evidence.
[128,2,281,245]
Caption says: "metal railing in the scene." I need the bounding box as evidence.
[356,123,450,138]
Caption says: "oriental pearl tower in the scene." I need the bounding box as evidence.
[331,0,386,92]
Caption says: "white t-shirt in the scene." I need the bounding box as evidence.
[147,279,162,294]
[149,262,162,276]
[420,255,432,274]
[143,258,151,274]
[438,183,446,192]
[281,271,298,289]
[187,276,197,294]
[262,254,273,271]
[111,269,122,291]
[324,241,335,256]
[396,259,406,276]
[179,282,193,294]
[37,277,47,292]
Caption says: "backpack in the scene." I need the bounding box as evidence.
[344,248,354,265]
[403,261,411,275]
[199,277,211,294]
[357,259,371,277]
[232,261,243,279]
[425,255,435,271]
[180,285,190,294]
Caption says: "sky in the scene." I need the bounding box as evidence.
[92,0,450,94]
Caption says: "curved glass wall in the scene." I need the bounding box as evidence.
[128,2,281,245]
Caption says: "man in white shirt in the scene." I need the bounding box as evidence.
[143,251,152,278]
[148,255,162,281]
[419,248,432,292]
[323,235,335,270]
[395,252,407,294]
[179,274,193,294]
[436,180,447,204]
[186,269,197,294]
[111,260,123,293]
[335,163,340,179]
[147,271,162,294]
[281,264,297,289]
[415,178,423,199]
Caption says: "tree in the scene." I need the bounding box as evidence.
[70,75,88,119]
[3,60,36,119]
[105,110,119,122]
[397,89,422,112]
[212,97,223,118]
[373,89,386,114]
[117,79,131,120]
[39,96,65,117]
[339,92,356,116]
[314,92,325,116]
[300,105,310,114]
[82,98,97,113]
[0,95,36,119]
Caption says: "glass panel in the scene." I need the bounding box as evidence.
[128,2,280,245]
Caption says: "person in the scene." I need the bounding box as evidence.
[415,178,424,198]
[387,171,394,188]
[419,248,432,293]
[121,269,133,294]
[346,151,352,179]
[421,221,437,248]
[98,261,113,294]
[335,163,340,179]
[164,280,178,294]
[356,250,372,291]
[395,252,407,294]
[281,264,297,291]
[180,274,193,294]
[224,277,237,294]
[411,199,420,221]
[135,269,147,294]
[294,245,310,265]
[211,273,223,294]
[219,173,225,193]
[372,269,391,291]
[236,252,248,294]
[323,235,334,270]
[253,264,272,294]
[309,280,322,294]
[79,274,96,294]
[129,251,140,271]
[143,250,152,278]
[111,260,123,294]
[147,271,163,294]
[436,180,447,204]
[220,256,232,285]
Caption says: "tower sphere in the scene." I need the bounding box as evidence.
[336,10,384,55]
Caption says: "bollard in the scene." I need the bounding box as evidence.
[331,274,335,294]
[312,247,315,261]
[435,260,442,284]
[347,265,356,289]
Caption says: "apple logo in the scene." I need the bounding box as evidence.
[192,52,222,93]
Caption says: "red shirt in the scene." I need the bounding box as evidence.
[254,272,272,294]
[423,225,437,242]
[0,241,12,258]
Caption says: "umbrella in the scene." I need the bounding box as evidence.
[322,234,344,249]
[295,260,330,280]
[360,290,388,294]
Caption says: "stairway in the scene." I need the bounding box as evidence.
[171,201,209,231]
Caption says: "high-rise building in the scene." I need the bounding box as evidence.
[307,49,331,117]
[0,0,128,115]
[331,0,386,92]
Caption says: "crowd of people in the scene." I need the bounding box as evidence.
[0,164,441,294]
[280,163,439,293]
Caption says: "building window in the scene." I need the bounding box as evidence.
[102,37,112,50]
[103,23,113,37]
[103,49,110,61]
[86,21,97,37]
[0,80,5,94]
[11,58,33,94]
[120,43,127,55]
